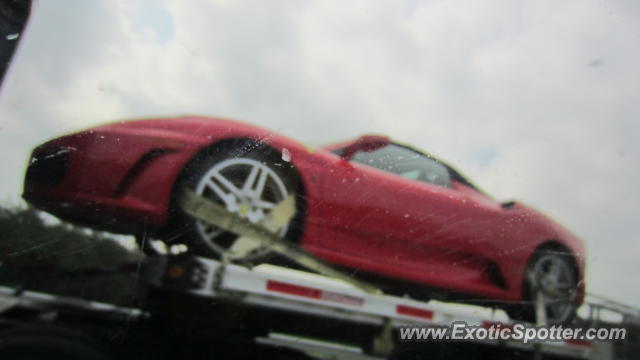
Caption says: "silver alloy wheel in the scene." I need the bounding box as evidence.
[194,157,289,258]
[529,253,577,323]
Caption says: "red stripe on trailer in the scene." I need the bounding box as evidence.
[396,305,434,320]
[267,280,321,299]
[565,339,592,347]
[266,280,365,306]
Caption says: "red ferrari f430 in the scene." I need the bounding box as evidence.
[23,116,585,323]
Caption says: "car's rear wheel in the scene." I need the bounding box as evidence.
[166,140,304,260]
[508,248,579,324]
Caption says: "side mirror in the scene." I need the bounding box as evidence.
[341,135,391,160]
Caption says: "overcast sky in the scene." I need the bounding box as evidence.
[0,0,638,306]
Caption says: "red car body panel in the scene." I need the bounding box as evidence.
[22,116,586,304]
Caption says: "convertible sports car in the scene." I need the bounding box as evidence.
[22,116,585,323]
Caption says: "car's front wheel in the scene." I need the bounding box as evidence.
[165,140,304,260]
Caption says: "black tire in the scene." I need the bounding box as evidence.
[0,329,110,360]
[507,248,579,325]
[164,139,305,260]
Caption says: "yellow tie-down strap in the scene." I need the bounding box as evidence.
[179,190,380,294]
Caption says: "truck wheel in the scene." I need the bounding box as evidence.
[0,331,110,360]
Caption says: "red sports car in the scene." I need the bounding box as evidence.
[22,116,585,323]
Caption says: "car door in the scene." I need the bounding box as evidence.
[314,143,503,281]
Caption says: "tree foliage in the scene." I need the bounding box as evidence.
[0,205,144,305]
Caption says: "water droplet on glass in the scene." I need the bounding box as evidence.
[281,148,291,162]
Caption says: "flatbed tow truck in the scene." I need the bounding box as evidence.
[0,191,594,359]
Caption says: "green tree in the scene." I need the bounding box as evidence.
[0,205,144,305]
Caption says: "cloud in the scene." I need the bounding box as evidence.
[0,0,638,304]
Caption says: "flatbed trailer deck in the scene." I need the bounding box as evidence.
[0,253,591,359]
[0,192,594,359]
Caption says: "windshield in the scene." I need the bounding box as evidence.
[0,1,637,359]
[332,142,484,191]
